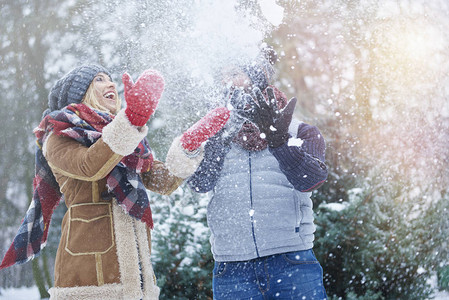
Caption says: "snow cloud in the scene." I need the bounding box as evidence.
[70,0,286,140]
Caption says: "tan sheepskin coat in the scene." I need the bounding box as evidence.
[43,110,200,300]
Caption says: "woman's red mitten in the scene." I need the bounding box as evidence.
[180,107,230,152]
[123,69,165,126]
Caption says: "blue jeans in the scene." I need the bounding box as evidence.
[213,249,327,300]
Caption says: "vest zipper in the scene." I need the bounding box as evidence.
[248,151,260,257]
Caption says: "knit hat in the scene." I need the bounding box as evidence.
[242,46,277,91]
[47,64,111,114]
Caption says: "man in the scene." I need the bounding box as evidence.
[188,47,328,299]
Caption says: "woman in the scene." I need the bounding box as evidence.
[0,64,228,300]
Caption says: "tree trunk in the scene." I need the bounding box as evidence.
[42,250,53,289]
[32,259,50,299]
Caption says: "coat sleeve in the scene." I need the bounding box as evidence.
[187,135,231,193]
[140,160,184,195]
[44,134,123,181]
[43,109,148,181]
[269,123,328,192]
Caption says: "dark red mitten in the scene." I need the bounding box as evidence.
[180,107,230,151]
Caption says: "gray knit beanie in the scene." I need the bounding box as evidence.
[46,64,111,114]
[242,46,277,91]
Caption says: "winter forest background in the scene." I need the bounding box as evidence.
[1,0,449,299]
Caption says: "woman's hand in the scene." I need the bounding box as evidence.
[122,69,165,126]
[180,107,230,152]
[165,107,229,179]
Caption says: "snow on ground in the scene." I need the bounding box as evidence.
[434,290,449,299]
[0,286,41,300]
[0,286,448,299]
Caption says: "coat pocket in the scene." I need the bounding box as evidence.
[65,202,115,256]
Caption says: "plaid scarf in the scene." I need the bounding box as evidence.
[0,104,153,269]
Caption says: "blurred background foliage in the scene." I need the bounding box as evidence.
[0,0,448,299]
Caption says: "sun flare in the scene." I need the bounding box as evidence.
[371,17,444,84]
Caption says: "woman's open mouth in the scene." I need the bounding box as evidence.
[103,92,115,100]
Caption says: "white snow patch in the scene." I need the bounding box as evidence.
[429,274,449,300]
[0,286,40,300]
[181,205,195,216]
[288,137,303,147]
[320,202,349,212]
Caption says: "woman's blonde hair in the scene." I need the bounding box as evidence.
[82,81,122,114]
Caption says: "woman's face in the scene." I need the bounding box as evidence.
[92,72,118,114]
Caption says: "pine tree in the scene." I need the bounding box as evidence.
[314,175,443,299]
[151,187,214,300]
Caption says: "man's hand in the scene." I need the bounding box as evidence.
[240,87,297,148]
